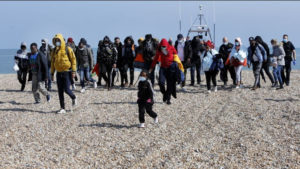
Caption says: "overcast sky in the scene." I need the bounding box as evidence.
[0,1,299,49]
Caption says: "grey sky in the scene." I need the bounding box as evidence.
[0,1,299,49]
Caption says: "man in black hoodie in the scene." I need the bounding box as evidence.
[28,43,51,103]
[98,36,118,90]
[113,37,123,87]
[190,35,205,86]
[121,36,136,87]
[255,36,275,86]
[219,37,235,86]
[143,34,158,85]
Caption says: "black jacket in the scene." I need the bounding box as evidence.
[218,43,233,63]
[98,36,118,64]
[142,39,158,64]
[255,36,270,57]
[191,37,205,63]
[122,37,136,65]
[137,80,154,104]
[174,40,192,63]
[28,52,48,82]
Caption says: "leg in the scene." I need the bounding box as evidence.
[38,81,49,96]
[263,63,275,84]
[277,66,283,87]
[111,69,116,86]
[63,72,76,100]
[32,74,40,102]
[273,66,278,83]
[205,71,211,90]
[281,65,286,84]
[106,64,113,88]
[212,71,218,87]
[158,68,166,96]
[190,65,195,85]
[229,66,236,85]
[196,62,201,84]
[123,64,129,85]
[145,103,157,118]
[79,67,85,88]
[56,73,65,109]
[285,61,292,85]
[129,63,134,85]
[138,103,146,123]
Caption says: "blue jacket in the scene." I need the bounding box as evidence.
[247,44,265,64]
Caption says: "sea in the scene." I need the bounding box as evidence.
[1,48,299,74]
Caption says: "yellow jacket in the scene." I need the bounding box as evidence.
[173,54,184,72]
[51,34,77,74]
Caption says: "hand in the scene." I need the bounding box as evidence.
[113,64,116,68]
[293,60,296,66]
[72,72,76,78]
[146,99,152,103]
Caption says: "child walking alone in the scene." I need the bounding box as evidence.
[137,70,158,128]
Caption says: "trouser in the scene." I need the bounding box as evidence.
[79,66,95,88]
[45,67,52,91]
[261,62,274,84]
[138,102,157,123]
[234,65,243,84]
[204,70,218,90]
[32,73,48,102]
[17,68,27,89]
[190,62,201,84]
[273,65,283,87]
[253,62,263,87]
[144,62,155,85]
[98,63,102,85]
[56,72,76,109]
[120,63,134,85]
[281,60,291,85]
[100,62,113,88]
[220,65,236,84]
[159,63,177,101]
[69,72,75,85]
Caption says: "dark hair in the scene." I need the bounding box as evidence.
[30,43,38,48]
[140,69,149,77]
[283,34,288,37]
[114,37,120,40]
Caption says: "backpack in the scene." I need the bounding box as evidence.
[52,46,73,69]
[257,45,267,62]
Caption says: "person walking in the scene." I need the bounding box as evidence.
[120,36,136,87]
[14,42,29,91]
[270,39,286,89]
[28,43,51,103]
[143,34,158,85]
[281,34,296,86]
[51,33,77,114]
[137,70,158,128]
[226,37,247,89]
[219,37,235,86]
[39,39,53,91]
[190,35,205,86]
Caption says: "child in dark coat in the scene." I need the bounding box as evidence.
[137,70,158,128]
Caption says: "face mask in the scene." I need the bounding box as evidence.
[79,48,84,51]
[161,47,168,55]
[55,41,61,47]
[139,76,146,81]
[283,39,288,43]
[223,42,228,45]
[235,42,240,46]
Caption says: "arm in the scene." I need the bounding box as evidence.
[278,46,286,60]
[50,50,55,75]
[68,47,77,72]
[113,47,118,64]
[88,48,94,68]
[150,50,160,70]
[40,53,48,80]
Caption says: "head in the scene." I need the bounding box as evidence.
[223,37,228,45]
[271,39,278,47]
[103,36,111,46]
[205,40,214,51]
[139,70,148,81]
[20,42,27,51]
[168,38,173,46]
[160,39,169,55]
[30,43,38,54]
[177,34,184,41]
[52,34,66,49]
[254,36,263,44]
[125,36,133,45]
[145,34,152,42]
[67,38,73,45]
[199,35,203,40]
[186,36,190,41]
[78,42,85,49]
[79,38,87,46]
[41,39,48,47]
[138,37,144,46]
[114,37,120,44]
[283,34,288,43]
[249,37,256,46]
[53,38,61,47]
[234,37,242,49]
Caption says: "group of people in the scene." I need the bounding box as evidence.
[14,33,296,127]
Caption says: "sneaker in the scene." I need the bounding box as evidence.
[139,123,145,128]
[235,85,240,89]
[72,84,76,91]
[72,97,77,106]
[93,82,97,88]
[35,100,41,104]
[154,117,158,123]
[80,88,86,93]
[208,90,211,94]
[57,109,66,114]
[166,100,171,105]
[214,86,217,92]
[46,95,51,103]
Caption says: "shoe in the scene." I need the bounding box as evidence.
[97,82,101,86]
[154,117,158,123]
[21,84,25,91]
[235,86,240,89]
[189,83,194,86]
[35,100,41,104]
[166,100,171,105]
[139,123,145,128]
[251,86,258,90]
[72,84,76,91]
[80,88,86,93]
[93,82,97,88]
[57,109,66,114]
[276,86,284,90]
[124,83,128,87]
[214,86,217,92]
[181,87,187,92]
[272,82,278,88]
[208,90,211,94]
[121,84,125,88]
[46,95,51,103]
[72,97,77,106]
[163,94,167,102]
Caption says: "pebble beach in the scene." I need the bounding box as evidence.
[0,70,299,168]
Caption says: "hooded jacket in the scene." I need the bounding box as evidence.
[76,46,94,68]
[247,43,265,64]
[255,36,270,59]
[142,34,158,64]
[28,52,48,82]
[98,36,118,64]
[39,39,53,67]
[271,45,285,66]
[151,38,177,69]
[50,34,77,74]
[15,48,29,69]
[191,37,205,63]
[122,36,136,64]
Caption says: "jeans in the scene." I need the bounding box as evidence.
[138,102,157,123]
[235,65,243,84]
[79,66,95,88]
[159,63,177,101]
[190,62,201,84]
[281,60,292,85]
[120,63,134,85]
[252,62,263,87]
[273,65,283,86]
[32,73,49,102]
[204,70,218,90]
[56,72,76,109]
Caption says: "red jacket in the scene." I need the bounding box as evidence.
[151,38,177,69]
